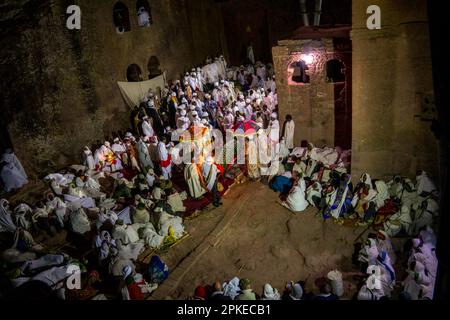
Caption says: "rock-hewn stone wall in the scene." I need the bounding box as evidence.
[0,0,225,177]
[351,0,438,180]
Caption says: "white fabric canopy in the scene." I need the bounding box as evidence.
[117,72,166,108]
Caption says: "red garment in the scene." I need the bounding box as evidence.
[216,163,224,174]
[194,286,207,299]
[127,282,144,300]
[160,154,172,168]
[374,199,398,227]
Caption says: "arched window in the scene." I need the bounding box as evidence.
[326,59,345,83]
[290,60,310,84]
[127,64,143,82]
[147,56,162,79]
[113,2,131,34]
[136,0,152,27]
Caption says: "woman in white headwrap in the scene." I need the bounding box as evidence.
[374,180,390,210]
[376,251,396,298]
[262,283,281,300]
[376,230,397,264]
[46,193,67,228]
[284,282,303,300]
[82,146,95,171]
[69,206,91,235]
[222,277,241,300]
[112,220,140,245]
[306,181,322,208]
[383,204,413,237]
[281,174,308,212]
[403,260,434,300]
[93,230,117,263]
[0,149,28,192]
[358,238,379,266]
[415,170,437,196]
[0,199,16,233]
[14,203,33,230]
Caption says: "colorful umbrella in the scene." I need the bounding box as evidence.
[233,120,260,136]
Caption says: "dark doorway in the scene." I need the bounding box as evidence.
[326,59,345,83]
[127,64,143,82]
[113,2,131,33]
[332,38,352,151]
[147,56,162,79]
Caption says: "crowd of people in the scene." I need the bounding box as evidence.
[0,53,440,300]
[188,278,339,301]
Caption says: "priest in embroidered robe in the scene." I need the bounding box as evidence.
[184,162,206,199]
[201,156,222,207]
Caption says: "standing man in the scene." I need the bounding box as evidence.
[184,161,206,199]
[282,114,295,151]
[201,156,222,207]
[158,136,172,179]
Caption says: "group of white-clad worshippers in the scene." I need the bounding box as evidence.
[0,52,440,300]
[262,131,439,300]
[0,55,279,300]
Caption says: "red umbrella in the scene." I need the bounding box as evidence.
[233,120,260,136]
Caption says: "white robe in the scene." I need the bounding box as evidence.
[184,163,206,199]
[283,120,295,149]
[416,171,437,195]
[0,199,16,233]
[142,120,155,138]
[157,142,172,179]
[83,150,95,170]
[202,162,218,192]
[283,179,308,212]
[112,224,140,245]
[70,208,91,235]
[1,152,28,192]
[136,140,154,171]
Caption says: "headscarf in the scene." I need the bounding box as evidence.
[239,278,251,290]
[374,180,390,208]
[262,283,281,300]
[287,282,303,300]
[194,286,206,300]
[0,199,16,233]
[223,277,240,299]
[377,251,396,283]
[415,171,436,195]
[122,265,133,279]
[360,173,372,188]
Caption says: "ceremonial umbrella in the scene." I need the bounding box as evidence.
[233,120,260,136]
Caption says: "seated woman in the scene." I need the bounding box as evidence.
[269,171,293,194]
[323,173,353,220]
[281,173,308,212]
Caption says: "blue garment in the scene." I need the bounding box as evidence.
[378,251,396,282]
[147,255,169,284]
[270,176,293,194]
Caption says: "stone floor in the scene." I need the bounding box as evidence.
[154,181,367,300]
